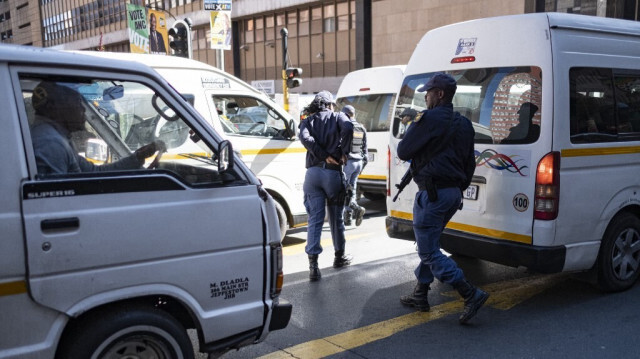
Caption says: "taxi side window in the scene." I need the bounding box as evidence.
[570,67,640,143]
[212,95,291,138]
[21,75,237,186]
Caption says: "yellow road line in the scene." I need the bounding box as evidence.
[0,280,27,296]
[259,274,568,359]
[283,233,370,256]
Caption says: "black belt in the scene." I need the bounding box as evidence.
[313,162,343,171]
[417,182,458,191]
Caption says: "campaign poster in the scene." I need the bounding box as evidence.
[210,11,232,50]
[148,9,169,55]
[126,4,149,54]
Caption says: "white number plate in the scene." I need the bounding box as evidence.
[367,153,375,162]
[463,185,478,200]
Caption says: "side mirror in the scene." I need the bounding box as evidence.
[287,119,297,139]
[217,140,234,172]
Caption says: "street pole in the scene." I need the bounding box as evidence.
[281,28,289,112]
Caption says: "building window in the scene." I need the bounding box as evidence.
[266,14,274,41]
[255,17,264,42]
[337,1,349,31]
[244,19,254,43]
[311,6,322,35]
[299,9,309,36]
[286,11,297,36]
[323,4,335,33]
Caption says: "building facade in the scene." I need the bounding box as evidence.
[0,0,638,93]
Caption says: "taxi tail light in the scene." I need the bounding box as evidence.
[270,244,284,298]
[387,146,391,197]
[534,151,560,220]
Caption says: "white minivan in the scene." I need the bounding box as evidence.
[336,65,405,200]
[387,13,640,292]
[80,52,307,239]
[0,44,290,358]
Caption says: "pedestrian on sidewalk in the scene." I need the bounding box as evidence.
[340,105,367,227]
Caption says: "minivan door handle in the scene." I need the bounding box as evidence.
[41,217,80,231]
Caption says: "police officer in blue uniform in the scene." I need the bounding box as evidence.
[299,91,354,281]
[397,73,489,324]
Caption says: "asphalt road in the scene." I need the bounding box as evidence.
[196,198,640,359]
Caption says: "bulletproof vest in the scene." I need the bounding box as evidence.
[350,121,365,155]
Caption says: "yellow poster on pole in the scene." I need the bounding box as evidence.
[210,11,231,50]
[148,9,169,55]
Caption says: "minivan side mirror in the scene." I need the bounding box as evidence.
[287,119,297,139]
[217,140,234,173]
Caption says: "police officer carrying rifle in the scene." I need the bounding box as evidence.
[396,73,489,324]
[299,91,354,281]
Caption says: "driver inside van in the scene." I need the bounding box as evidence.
[30,81,163,175]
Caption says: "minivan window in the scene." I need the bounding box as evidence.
[393,67,542,144]
[336,94,395,132]
[570,67,640,143]
[21,75,236,186]
[212,95,290,138]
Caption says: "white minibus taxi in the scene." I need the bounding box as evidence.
[336,65,405,200]
[81,52,307,239]
[0,44,290,358]
[387,13,640,292]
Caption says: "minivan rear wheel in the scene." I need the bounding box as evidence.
[56,305,194,359]
[596,212,640,292]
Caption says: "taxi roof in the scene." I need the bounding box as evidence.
[0,44,161,78]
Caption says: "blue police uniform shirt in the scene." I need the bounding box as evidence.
[397,103,475,190]
[299,108,354,168]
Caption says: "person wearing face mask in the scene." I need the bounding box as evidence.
[396,73,489,324]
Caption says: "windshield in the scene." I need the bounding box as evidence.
[336,94,396,132]
[392,67,542,144]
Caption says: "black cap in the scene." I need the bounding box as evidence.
[417,73,457,93]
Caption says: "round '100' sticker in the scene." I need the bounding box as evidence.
[513,193,529,212]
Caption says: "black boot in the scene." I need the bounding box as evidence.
[344,211,352,226]
[333,250,352,268]
[355,206,365,226]
[454,280,489,324]
[400,282,430,311]
[308,255,321,281]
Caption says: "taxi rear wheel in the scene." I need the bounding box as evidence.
[596,212,640,292]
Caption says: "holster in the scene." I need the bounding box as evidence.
[425,176,438,201]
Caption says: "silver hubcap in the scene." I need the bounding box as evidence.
[101,334,173,359]
[612,227,640,281]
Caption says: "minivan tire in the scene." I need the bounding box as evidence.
[56,304,194,359]
[596,212,640,292]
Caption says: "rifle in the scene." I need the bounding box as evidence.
[392,167,413,202]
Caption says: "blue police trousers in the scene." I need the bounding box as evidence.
[412,187,466,285]
[303,166,346,255]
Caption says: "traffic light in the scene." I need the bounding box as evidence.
[168,19,192,58]
[285,67,303,88]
